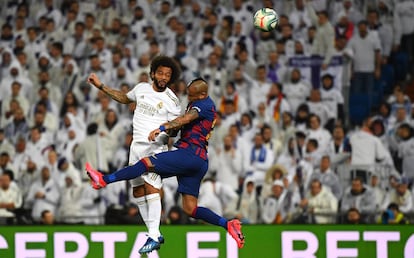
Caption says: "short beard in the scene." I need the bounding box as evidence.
[153,78,168,92]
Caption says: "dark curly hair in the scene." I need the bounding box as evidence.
[150,55,181,84]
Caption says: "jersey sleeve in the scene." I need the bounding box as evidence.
[168,101,182,120]
[191,98,214,119]
[126,85,138,101]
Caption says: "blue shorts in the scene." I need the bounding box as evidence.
[149,148,208,198]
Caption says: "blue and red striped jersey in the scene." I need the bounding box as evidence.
[175,96,216,155]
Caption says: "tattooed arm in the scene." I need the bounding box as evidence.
[148,109,199,141]
[87,73,132,104]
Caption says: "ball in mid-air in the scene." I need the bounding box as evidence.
[253,8,279,32]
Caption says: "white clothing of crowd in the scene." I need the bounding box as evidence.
[0,0,414,225]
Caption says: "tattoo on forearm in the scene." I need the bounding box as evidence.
[166,108,199,130]
[187,109,199,118]
[102,86,131,104]
[167,120,181,130]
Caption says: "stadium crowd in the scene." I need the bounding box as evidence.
[0,0,414,226]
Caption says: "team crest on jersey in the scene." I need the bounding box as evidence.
[140,95,144,99]
[157,102,163,109]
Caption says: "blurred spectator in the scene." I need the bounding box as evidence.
[367,9,393,60]
[341,177,377,216]
[0,0,410,225]
[320,73,345,125]
[255,30,276,65]
[213,135,243,191]
[40,209,56,225]
[25,126,51,163]
[1,81,30,122]
[80,181,105,225]
[380,203,409,224]
[25,166,60,222]
[266,83,291,127]
[266,51,288,84]
[97,109,127,156]
[347,20,381,98]
[396,123,414,180]
[57,170,83,224]
[389,86,412,118]
[262,164,289,200]
[299,179,338,223]
[244,133,275,187]
[200,52,227,104]
[306,88,335,129]
[166,205,191,225]
[383,177,413,214]
[74,123,111,176]
[371,118,389,149]
[249,65,272,112]
[234,177,259,224]
[393,0,414,77]
[261,124,283,160]
[0,128,14,156]
[345,207,362,224]
[349,117,389,166]
[334,0,363,26]
[4,106,29,145]
[198,178,238,218]
[306,113,332,153]
[238,112,255,140]
[0,152,16,175]
[290,0,312,39]
[55,157,82,191]
[261,180,289,224]
[327,125,350,166]
[335,14,354,42]
[370,174,386,212]
[0,170,22,224]
[303,138,322,168]
[231,67,251,108]
[218,81,248,120]
[56,112,86,163]
[284,69,310,115]
[309,155,343,200]
[306,1,335,69]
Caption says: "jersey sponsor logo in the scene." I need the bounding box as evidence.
[136,102,158,116]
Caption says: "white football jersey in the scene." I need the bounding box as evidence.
[126,82,181,143]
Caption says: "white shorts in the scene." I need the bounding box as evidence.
[129,141,168,189]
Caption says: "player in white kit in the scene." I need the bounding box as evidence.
[87,56,181,254]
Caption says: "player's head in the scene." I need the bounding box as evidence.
[187,78,208,102]
[150,55,181,91]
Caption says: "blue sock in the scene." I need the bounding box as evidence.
[103,160,148,184]
[192,207,228,230]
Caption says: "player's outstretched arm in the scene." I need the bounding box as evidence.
[148,109,199,141]
[87,73,132,104]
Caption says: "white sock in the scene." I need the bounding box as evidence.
[136,193,162,241]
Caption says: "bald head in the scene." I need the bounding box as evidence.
[187,78,208,102]
[189,79,208,93]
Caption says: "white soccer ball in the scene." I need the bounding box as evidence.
[253,8,279,32]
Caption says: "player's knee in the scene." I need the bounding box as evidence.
[182,202,196,216]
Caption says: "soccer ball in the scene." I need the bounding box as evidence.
[253,8,279,32]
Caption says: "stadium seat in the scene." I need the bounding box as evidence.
[348,93,371,125]
[381,64,395,95]
[391,51,409,82]
[372,79,384,109]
